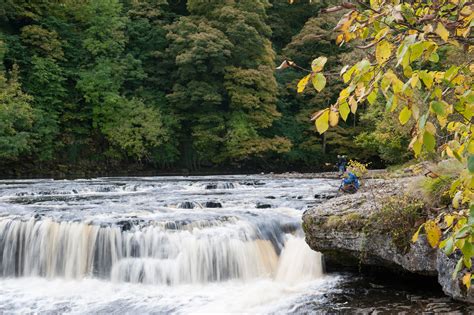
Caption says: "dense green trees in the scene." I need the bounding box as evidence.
[0,0,408,175]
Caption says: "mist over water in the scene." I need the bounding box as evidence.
[0,175,335,313]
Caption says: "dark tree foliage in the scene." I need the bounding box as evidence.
[0,0,397,176]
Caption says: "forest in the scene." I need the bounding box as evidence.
[0,0,413,176]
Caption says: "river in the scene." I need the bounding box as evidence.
[0,175,470,313]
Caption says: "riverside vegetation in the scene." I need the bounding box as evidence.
[294,0,473,293]
[0,0,414,176]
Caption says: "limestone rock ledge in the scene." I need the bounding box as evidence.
[303,177,473,303]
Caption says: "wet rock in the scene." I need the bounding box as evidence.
[256,202,272,209]
[205,182,235,189]
[205,183,217,189]
[117,220,133,231]
[302,176,474,303]
[437,251,474,303]
[204,201,222,208]
[178,201,195,209]
[314,193,337,200]
[241,181,265,186]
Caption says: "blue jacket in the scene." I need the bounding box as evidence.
[341,172,360,189]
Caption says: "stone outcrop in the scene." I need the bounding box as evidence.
[303,176,473,303]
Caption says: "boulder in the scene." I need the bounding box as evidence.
[256,202,272,209]
[303,176,474,303]
[204,201,222,208]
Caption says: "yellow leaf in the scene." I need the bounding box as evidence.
[410,73,419,88]
[425,220,441,248]
[436,22,449,42]
[462,273,472,289]
[446,146,455,158]
[419,71,434,88]
[315,109,329,134]
[329,107,339,127]
[339,102,350,121]
[312,73,326,92]
[399,106,412,125]
[297,74,310,93]
[425,121,437,135]
[349,96,358,114]
[336,34,344,45]
[376,40,393,64]
[412,223,424,243]
[413,138,422,156]
[311,57,328,73]
[444,215,455,228]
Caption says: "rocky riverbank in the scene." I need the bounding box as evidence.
[302,175,474,303]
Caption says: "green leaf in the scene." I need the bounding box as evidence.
[367,89,378,105]
[311,57,328,73]
[376,40,393,64]
[423,131,436,152]
[339,102,350,121]
[315,109,329,134]
[445,66,460,81]
[468,155,474,173]
[429,52,439,63]
[430,101,446,116]
[312,73,326,92]
[399,106,412,125]
[469,204,474,224]
[461,242,474,260]
[409,42,425,62]
[453,257,463,279]
[419,113,428,130]
[443,237,454,255]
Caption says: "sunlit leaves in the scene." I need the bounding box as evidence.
[339,102,350,121]
[423,131,436,152]
[312,73,326,92]
[468,155,474,173]
[425,220,442,248]
[399,107,412,125]
[375,40,393,64]
[297,74,310,93]
[435,22,450,41]
[311,57,327,73]
[412,223,424,243]
[314,109,329,134]
[419,71,434,88]
[290,2,474,278]
[462,273,472,289]
[329,106,339,127]
[431,101,446,116]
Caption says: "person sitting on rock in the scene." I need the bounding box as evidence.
[339,171,360,194]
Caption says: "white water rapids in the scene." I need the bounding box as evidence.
[0,175,339,314]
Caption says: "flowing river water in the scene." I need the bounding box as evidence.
[0,175,471,314]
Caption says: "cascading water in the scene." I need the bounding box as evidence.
[0,175,333,313]
[0,217,320,285]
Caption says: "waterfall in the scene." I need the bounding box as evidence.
[0,217,321,285]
